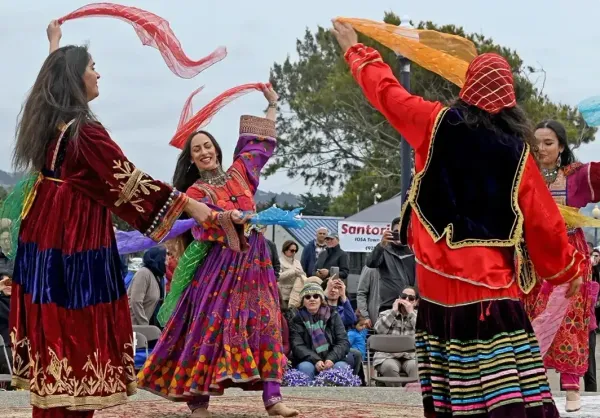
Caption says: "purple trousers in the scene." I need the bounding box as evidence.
[187,381,283,411]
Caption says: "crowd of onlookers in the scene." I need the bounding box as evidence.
[0,217,419,388]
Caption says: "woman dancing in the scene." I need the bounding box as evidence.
[9,22,212,417]
[331,20,583,417]
[526,119,600,411]
[137,85,299,417]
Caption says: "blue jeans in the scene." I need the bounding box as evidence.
[297,360,349,380]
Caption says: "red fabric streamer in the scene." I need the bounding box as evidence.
[58,2,226,79]
[170,83,267,149]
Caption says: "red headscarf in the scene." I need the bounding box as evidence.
[458,53,516,114]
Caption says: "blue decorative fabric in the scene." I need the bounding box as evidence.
[13,241,126,309]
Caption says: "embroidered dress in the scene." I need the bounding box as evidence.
[10,122,188,412]
[137,116,286,406]
[523,163,600,389]
[345,44,584,417]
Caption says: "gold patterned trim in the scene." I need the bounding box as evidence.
[239,115,276,139]
[147,192,188,242]
[406,107,529,250]
[192,182,218,204]
[230,167,252,194]
[110,160,161,213]
[538,251,580,282]
[10,329,136,410]
[415,257,515,290]
[419,295,520,308]
[587,164,596,203]
[50,119,76,171]
[216,211,243,252]
[356,57,383,76]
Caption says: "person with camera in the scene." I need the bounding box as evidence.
[372,286,419,386]
[366,217,416,314]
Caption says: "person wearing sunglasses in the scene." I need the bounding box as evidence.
[290,283,351,380]
[372,286,419,386]
[279,240,307,309]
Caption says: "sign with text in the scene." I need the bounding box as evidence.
[338,221,391,253]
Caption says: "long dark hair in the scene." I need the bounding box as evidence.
[172,130,223,192]
[451,99,535,148]
[13,45,97,171]
[534,120,576,168]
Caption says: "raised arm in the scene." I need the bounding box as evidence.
[228,85,279,194]
[47,20,61,54]
[519,155,585,291]
[331,21,443,153]
[566,162,600,208]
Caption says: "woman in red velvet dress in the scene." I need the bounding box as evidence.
[9,23,214,418]
[524,119,600,411]
[332,21,584,417]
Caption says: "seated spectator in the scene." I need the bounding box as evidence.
[289,276,322,309]
[279,240,306,309]
[290,283,351,380]
[128,247,166,326]
[325,277,357,329]
[348,313,369,361]
[373,286,419,386]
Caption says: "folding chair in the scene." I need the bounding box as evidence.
[134,332,149,358]
[366,334,417,386]
[0,334,12,385]
[132,325,162,343]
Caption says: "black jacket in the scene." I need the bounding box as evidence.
[0,252,12,357]
[366,243,415,312]
[265,239,280,279]
[290,309,350,365]
[314,245,349,280]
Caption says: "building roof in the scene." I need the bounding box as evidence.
[287,216,344,247]
[344,194,403,223]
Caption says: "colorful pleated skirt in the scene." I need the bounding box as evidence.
[416,298,559,418]
[136,232,286,400]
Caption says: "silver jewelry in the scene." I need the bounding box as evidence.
[542,167,559,184]
[198,164,229,186]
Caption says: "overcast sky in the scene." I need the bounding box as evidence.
[1,0,599,195]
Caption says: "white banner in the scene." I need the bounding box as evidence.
[338,221,391,253]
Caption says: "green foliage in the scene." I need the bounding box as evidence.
[268,11,596,210]
[256,196,295,212]
[0,186,7,205]
[298,192,331,216]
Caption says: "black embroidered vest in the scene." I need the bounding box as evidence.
[399,107,529,250]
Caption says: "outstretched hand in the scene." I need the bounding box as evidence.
[47,20,62,43]
[261,83,279,104]
[330,20,358,54]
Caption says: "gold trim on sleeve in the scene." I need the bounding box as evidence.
[110,160,161,213]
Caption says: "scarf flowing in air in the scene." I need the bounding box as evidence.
[299,305,331,354]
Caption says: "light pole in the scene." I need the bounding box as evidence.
[397,16,413,203]
[593,205,600,247]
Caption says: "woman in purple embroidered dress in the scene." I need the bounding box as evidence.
[137,85,299,418]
